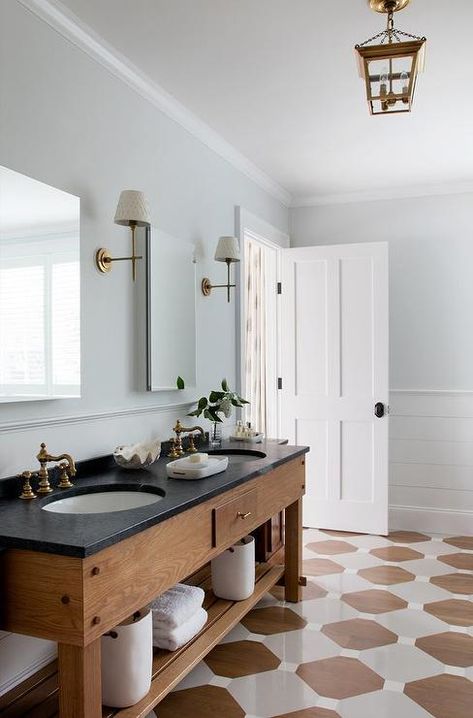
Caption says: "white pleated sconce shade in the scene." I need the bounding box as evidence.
[214,236,240,263]
[114,190,151,227]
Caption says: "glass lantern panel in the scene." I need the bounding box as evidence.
[367,54,416,114]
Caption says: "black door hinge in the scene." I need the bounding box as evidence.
[277,377,283,390]
[277,282,282,295]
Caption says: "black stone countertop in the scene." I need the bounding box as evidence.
[0,441,308,558]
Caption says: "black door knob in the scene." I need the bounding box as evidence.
[374,402,385,418]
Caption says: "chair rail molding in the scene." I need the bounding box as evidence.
[0,401,194,434]
[16,0,291,207]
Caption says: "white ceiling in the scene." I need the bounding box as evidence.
[56,0,473,204]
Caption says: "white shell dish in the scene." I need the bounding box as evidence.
[113,439,161,470]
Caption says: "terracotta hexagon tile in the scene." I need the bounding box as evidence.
[430,573,473,595]
[297,656,383,699]
[370,546,424,562]
[241,606,307,635]
[358,565,415,585]
[438,553,473,571]
[424,599,473,627]
[204,640,280,677]
[416,632,473,667]
[271,580,328,602]
[273,709,341,718]
[443,535,473,551]
[341,589,407,614]
[157,685,245,718]
[303,558,344,576]
[387,530,430,543]
[405,674,473,718]
[306,540,358,555]
[321,617,397,650]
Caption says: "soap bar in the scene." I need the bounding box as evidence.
[188,453,208,464]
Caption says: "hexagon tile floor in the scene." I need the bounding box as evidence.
[156,529,473,718]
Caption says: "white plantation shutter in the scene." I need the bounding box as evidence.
[52,261,80,388]
[0,241,80,399]
[0,263,45,386]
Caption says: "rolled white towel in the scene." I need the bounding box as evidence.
[153,607,207,651]
[150,583,204,629]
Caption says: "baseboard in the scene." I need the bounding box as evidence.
[389,504,473,535]
[0,642,57,697]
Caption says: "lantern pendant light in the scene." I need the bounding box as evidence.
[355,0,426,115]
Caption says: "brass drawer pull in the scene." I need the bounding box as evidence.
[237,511,252,519]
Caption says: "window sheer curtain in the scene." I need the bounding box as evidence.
[244,237,267,433]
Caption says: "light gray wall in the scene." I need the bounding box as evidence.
[291,195,473,535]
[0,0,288,694]
[0,0,288,479]
[291,194,473,392]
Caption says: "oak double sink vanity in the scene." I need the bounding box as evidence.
[0,441,308,718]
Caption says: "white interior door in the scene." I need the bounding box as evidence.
[280,242,389,534]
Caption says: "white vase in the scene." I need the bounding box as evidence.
[101,610,152,708]
[211,535,255,601]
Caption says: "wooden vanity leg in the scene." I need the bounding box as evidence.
[58,640,102,718]
[284,497,303,602]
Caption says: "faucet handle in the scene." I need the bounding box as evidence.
[19,471,37,500]
[58,462,74,489]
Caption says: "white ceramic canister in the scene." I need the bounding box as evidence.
[101,608,153,708]
[211,535,255,601]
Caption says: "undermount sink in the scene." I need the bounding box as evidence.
[42,485,165,514]
[207,449,267,463]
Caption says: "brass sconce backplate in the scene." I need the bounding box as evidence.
[201,278,212,297]
[96,248,113,274]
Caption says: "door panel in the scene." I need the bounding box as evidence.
[281,242,389,535]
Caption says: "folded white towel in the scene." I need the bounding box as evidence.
[150,583,205,629]
[153,607,207,651]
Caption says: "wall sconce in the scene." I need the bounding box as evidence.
[96,190,151,281]
[201,236,240,302]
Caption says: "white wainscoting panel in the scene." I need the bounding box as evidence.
[389,390,473,534]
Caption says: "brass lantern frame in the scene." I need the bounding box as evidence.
[356,39,426,115]
[355,0,426,115]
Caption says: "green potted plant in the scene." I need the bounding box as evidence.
[178,377,249,447]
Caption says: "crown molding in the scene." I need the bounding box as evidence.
[16,0,292,207]
[291,181,473,208]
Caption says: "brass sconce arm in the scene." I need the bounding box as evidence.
[202,258,237,303]
[96,223,143,281]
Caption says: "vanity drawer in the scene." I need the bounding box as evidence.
[213,489,258,547]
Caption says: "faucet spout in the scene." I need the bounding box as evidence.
[36,443,77,492]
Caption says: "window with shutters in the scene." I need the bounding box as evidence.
[0,233,80,400]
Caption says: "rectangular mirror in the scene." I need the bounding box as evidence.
[0,166,80,402]
[146,227,196,390]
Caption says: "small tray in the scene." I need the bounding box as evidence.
[166,456,229,480]
[229,432,264,444]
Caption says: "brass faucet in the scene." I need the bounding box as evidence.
[168,420,205,459]
[36,443,77,493]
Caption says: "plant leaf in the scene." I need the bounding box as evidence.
[209,390,225,403]
[176,376,185,390]
[237,396,250,404]
[197,396,208,410]
[221,378,229,392]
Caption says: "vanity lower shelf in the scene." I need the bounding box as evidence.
[0,562,284,718]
